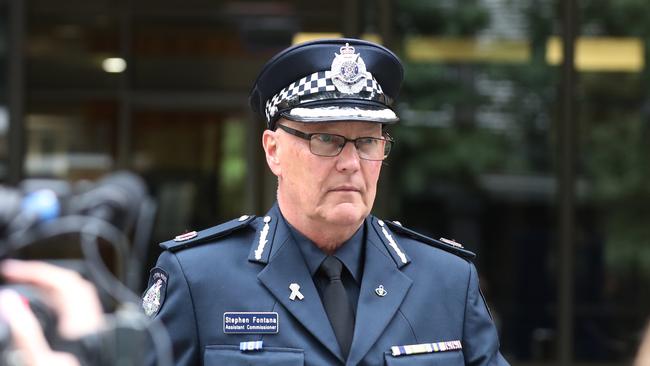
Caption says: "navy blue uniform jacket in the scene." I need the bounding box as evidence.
[146,205,509,365]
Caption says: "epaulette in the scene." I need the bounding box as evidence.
[383,220,476,260]
[160,215,257,252]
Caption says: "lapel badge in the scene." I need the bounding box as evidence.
[240,340,263,352]
[377,220,408,264]
[174,230,197,242]
[439,237,464,248]
[289,283,304,301]
[375,285,387,297]
[390,340,462,357]
[255,216,272,260]
[330,43,368,94]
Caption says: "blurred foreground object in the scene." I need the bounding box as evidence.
[0,172,172,366]
[0,260,104,340]
[0,289,81,366]
[636,324,650,366]
[0,171,158,292]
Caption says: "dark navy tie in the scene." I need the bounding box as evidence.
[319,256,355,358]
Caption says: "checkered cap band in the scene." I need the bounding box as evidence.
[264,70,386,123]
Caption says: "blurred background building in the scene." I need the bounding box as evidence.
[1,0,650,364]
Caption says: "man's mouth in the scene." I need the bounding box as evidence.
[330,186,361,193]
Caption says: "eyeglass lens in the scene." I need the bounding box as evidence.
[309,134,391,160]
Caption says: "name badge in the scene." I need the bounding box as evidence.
[223,312,279,334]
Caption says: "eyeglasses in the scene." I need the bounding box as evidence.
[276,124,393,161]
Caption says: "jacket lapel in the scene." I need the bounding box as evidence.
[256,216,344,362]
[346,218,413,366]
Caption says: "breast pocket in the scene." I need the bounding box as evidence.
[204,345,304,366]
[384,350,465,366]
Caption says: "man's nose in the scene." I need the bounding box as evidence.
[336,141,361,171]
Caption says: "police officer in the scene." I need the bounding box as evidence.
[143,38,510,366]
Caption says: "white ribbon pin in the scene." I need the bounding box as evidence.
[289,283,304,301]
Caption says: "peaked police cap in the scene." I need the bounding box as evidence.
[249,38,404,130]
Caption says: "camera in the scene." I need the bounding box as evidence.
[0,171,172,366]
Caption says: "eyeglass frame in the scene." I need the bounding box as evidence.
[275,123,394,161]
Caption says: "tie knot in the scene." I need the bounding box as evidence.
[319,256,343,281]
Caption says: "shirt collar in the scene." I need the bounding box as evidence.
[279,212,365,284]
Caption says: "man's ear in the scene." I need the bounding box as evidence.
[262,129,282,177]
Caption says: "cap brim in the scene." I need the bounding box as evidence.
[282,105,399,124]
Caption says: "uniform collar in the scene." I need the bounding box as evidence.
[279,210,365,284]
[254,205,413,363]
